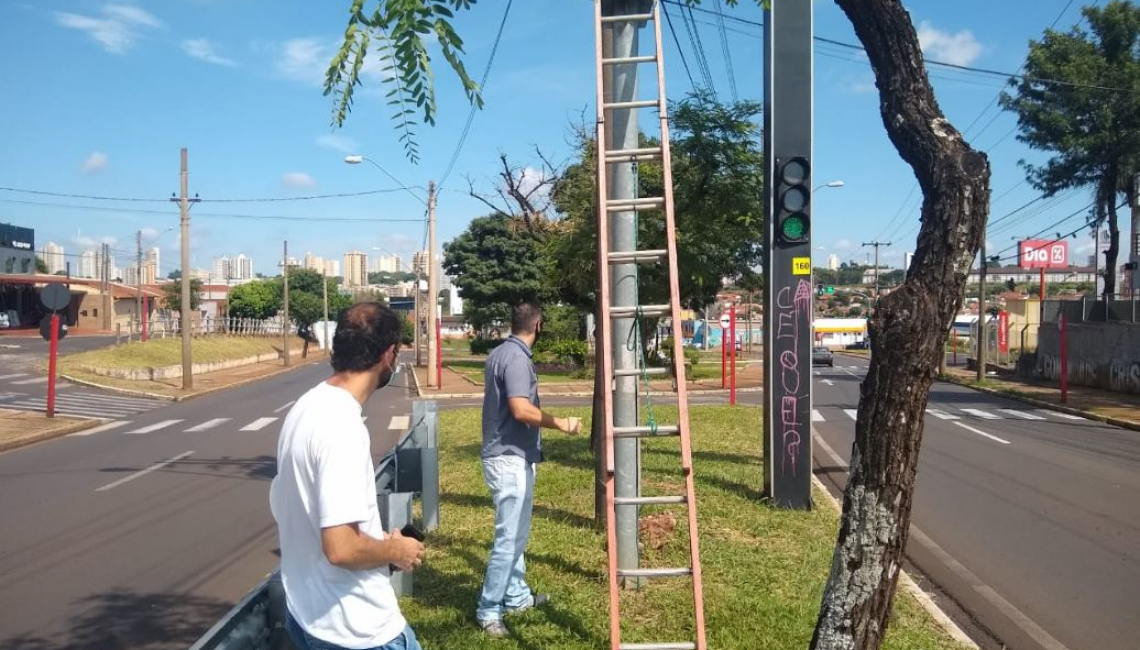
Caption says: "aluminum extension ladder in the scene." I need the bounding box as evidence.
[592,2,707,649]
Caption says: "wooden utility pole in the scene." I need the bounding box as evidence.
[977,245,988,382]
[136,230,143,332]
[427,181,439,388]
[170,148,199,389]
[283,240,291,367]
[322,266,330,354]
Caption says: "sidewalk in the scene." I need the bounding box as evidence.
[0,409,95,452]
[414,360,763,398]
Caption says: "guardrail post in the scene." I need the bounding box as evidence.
[421,401,440,532]
[380,491,414,597]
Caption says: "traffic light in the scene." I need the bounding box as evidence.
[816,283,824,296]
[775,157,811,245]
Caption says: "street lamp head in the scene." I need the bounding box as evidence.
[827,181,845,188]
[344,155,364,164]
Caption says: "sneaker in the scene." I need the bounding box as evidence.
[505,593,550,615]
[479,619,511,638]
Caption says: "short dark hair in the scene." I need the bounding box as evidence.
[331,302,401,372]
[510,302,542,335]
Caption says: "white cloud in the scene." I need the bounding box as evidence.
[282,172,317,189]
[517,166,552,205]
[71,233,118,250]
[317,133,360,154]
[55,4,161,54]
[274,37,392,87]
[833,239,853,252]
[140,227,160,239]
[182,38,236,67]
[917,21,982,67]
[848,78,876,94]
[81,152,109,174]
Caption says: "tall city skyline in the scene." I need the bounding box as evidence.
[343,251,368,288]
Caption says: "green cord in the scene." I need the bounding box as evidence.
[622,161,658,435]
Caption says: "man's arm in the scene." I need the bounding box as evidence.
[321,523,424,571]
[508,397,581,434]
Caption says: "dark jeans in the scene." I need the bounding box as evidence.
[286,612,422,650]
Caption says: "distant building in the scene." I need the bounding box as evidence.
[860,267,891,285]
[324,259,339,278]
[190,268,212,282]
[0,223,36,275]
[304,252,324,273]
[448,283,464,316]
[232,254,253,280]
[78,250,97,279]
[826,254,840,271]
[343,251,368,287]
[968,265,1096,285]
[412,250,429,277]
[374,254,403,273]
[40,241,65,274]
[212,256,232,282]
[903,251,914,271]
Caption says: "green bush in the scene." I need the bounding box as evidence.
[469,337,507,355]
[661,338,699,379]
[536,339,588,367]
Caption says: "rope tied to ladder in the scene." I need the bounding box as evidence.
[621,161,658,436]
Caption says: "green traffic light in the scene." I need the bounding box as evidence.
[780,213,808,241]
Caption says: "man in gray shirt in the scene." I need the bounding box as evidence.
[477,302,581,638]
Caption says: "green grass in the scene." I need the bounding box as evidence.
[59,336,291,371]
[401,406,967,649]
[447,360,588,384]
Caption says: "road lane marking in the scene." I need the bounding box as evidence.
[95,450,195,493]
[11,377,47,385]
[274,400,296,413]
[388,415,410,430]
[812,409,825,422]
[48,392,158,407]
[999,409,1045,420]
[926,408,960,420]
[240,417,278,431]
[822,379,835,386]
[70,420,131,436]
[0,373,29,380]
[185,418,231,432]
[843,409,858,421]
[953,421,1011,445]
[1039,409,1085,420]
[126,419,184,435]
[9,400,137,419]
[961,408,1001,420]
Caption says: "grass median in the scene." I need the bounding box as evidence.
[402,405,966,649]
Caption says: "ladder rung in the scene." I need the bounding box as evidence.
[604,99,658,111]
[602,55,658,65]
[600,13,654,23]
[613,425,680,438]
[620,644,696,650]
[617,567,692,578]
[605,146,664,162]
[608,249,667,264]
[614,495,687,505]
[613,367,668,377]
[611,304,670,318]
[606,196,665,211]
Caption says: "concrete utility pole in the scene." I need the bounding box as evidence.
[977,245,987,382]
[862,241,892,298]
[602,0,649,581]
[136,230,143,330]
[427,181,439,388]
[322,266,330,353]
[283,240,291,367]
[1132,174,1140,298]
[171,148,198,390]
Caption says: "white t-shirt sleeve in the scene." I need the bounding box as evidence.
[314,424,373,529]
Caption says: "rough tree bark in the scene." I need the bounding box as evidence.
[811,1,990,649]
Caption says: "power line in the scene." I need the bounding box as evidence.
[0,186,412,204]
[0,198,425,222]
[660,0,697,89]
[437,0,514,190]
[712,0,739,101]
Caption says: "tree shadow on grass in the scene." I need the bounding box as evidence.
[440,492,595,530]
[3,590,231,650]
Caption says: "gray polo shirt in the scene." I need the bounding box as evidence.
[481,336,542,463]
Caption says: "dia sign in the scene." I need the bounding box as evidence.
[1019,239,1068,269]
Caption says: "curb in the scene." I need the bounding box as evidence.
[809,474,980,649]
[420,386,765,400]
[938,374,1140,434]
[0,418,100,453]
[407,363,424,398]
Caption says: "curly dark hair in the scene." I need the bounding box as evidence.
[331,302,402,372]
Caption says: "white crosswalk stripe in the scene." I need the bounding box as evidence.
[7,399,138,419]
[0,373,29,380]
[71,420,132,436]
[811,409,824,422]
[11,377,47,385]
[388,415,410,430]
[1039,409,1085,420]
[127,420,184,434]
[6,393,157,417]
[843,409,859,421]
[961,408,1001,420]
[240,417,278,431]
[999,409,1045,420]
[926,408,960,420]
[185,418,231,432]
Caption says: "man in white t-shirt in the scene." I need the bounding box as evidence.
[271,302,425,650]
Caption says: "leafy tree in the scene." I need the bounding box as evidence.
[369,271,417,284]
[35,256,48,274]
[400,315,415,345]
[287,291,324,358]
[168,269,182,280]
[162,279,202,313]
[443,214,553,331]
[228,280,280,319]
[1001,0,1140,298]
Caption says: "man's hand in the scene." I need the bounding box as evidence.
[561,416,582,435]
[387,528,425,572]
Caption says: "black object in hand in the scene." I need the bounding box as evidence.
[389,524,425,573]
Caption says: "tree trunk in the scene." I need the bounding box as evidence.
[1105,186,1121,299]
[811,2,990,649]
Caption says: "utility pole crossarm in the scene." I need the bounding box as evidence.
[861,241,892,299]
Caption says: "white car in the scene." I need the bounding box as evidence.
[0,313,9,329]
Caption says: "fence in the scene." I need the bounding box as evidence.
[1042,296,1140,324]
[187,400,440,650]
[117,317,298,344]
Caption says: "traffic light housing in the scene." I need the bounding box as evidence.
[775,157,811,245]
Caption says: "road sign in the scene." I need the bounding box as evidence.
[1018,239,1068,269]
[39,315,68,341]
[792,257,811,275]
[720,313,732,328]
[389,297,415,311]
[40,284,70,311]
[826,286,835,294]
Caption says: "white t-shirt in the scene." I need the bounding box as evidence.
[270,381,406,649]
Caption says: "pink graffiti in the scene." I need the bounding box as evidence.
[776,280,812,477]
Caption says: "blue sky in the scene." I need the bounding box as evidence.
[0,0,1104,277]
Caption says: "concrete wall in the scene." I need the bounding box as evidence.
[1036,321,1140,394]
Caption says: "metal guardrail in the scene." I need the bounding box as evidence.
[188,400,440,650]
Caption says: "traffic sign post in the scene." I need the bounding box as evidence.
[46,314,59,418]
[729,304,737,406]
[39,285,71,419]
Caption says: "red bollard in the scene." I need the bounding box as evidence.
[436,318,443,389]
[721,323,727,389]
[47,313,60,418]
[729,304,737,406]
[142,295,149,342]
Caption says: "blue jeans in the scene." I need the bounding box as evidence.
[476,454,536,622]
[286,612,421,650]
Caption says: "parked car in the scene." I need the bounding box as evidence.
[0,312,8,329]
[846,340,869,350]
[812,346,834,367]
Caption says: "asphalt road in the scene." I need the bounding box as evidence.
[810,356,1140,650]
[0,354,418,650]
